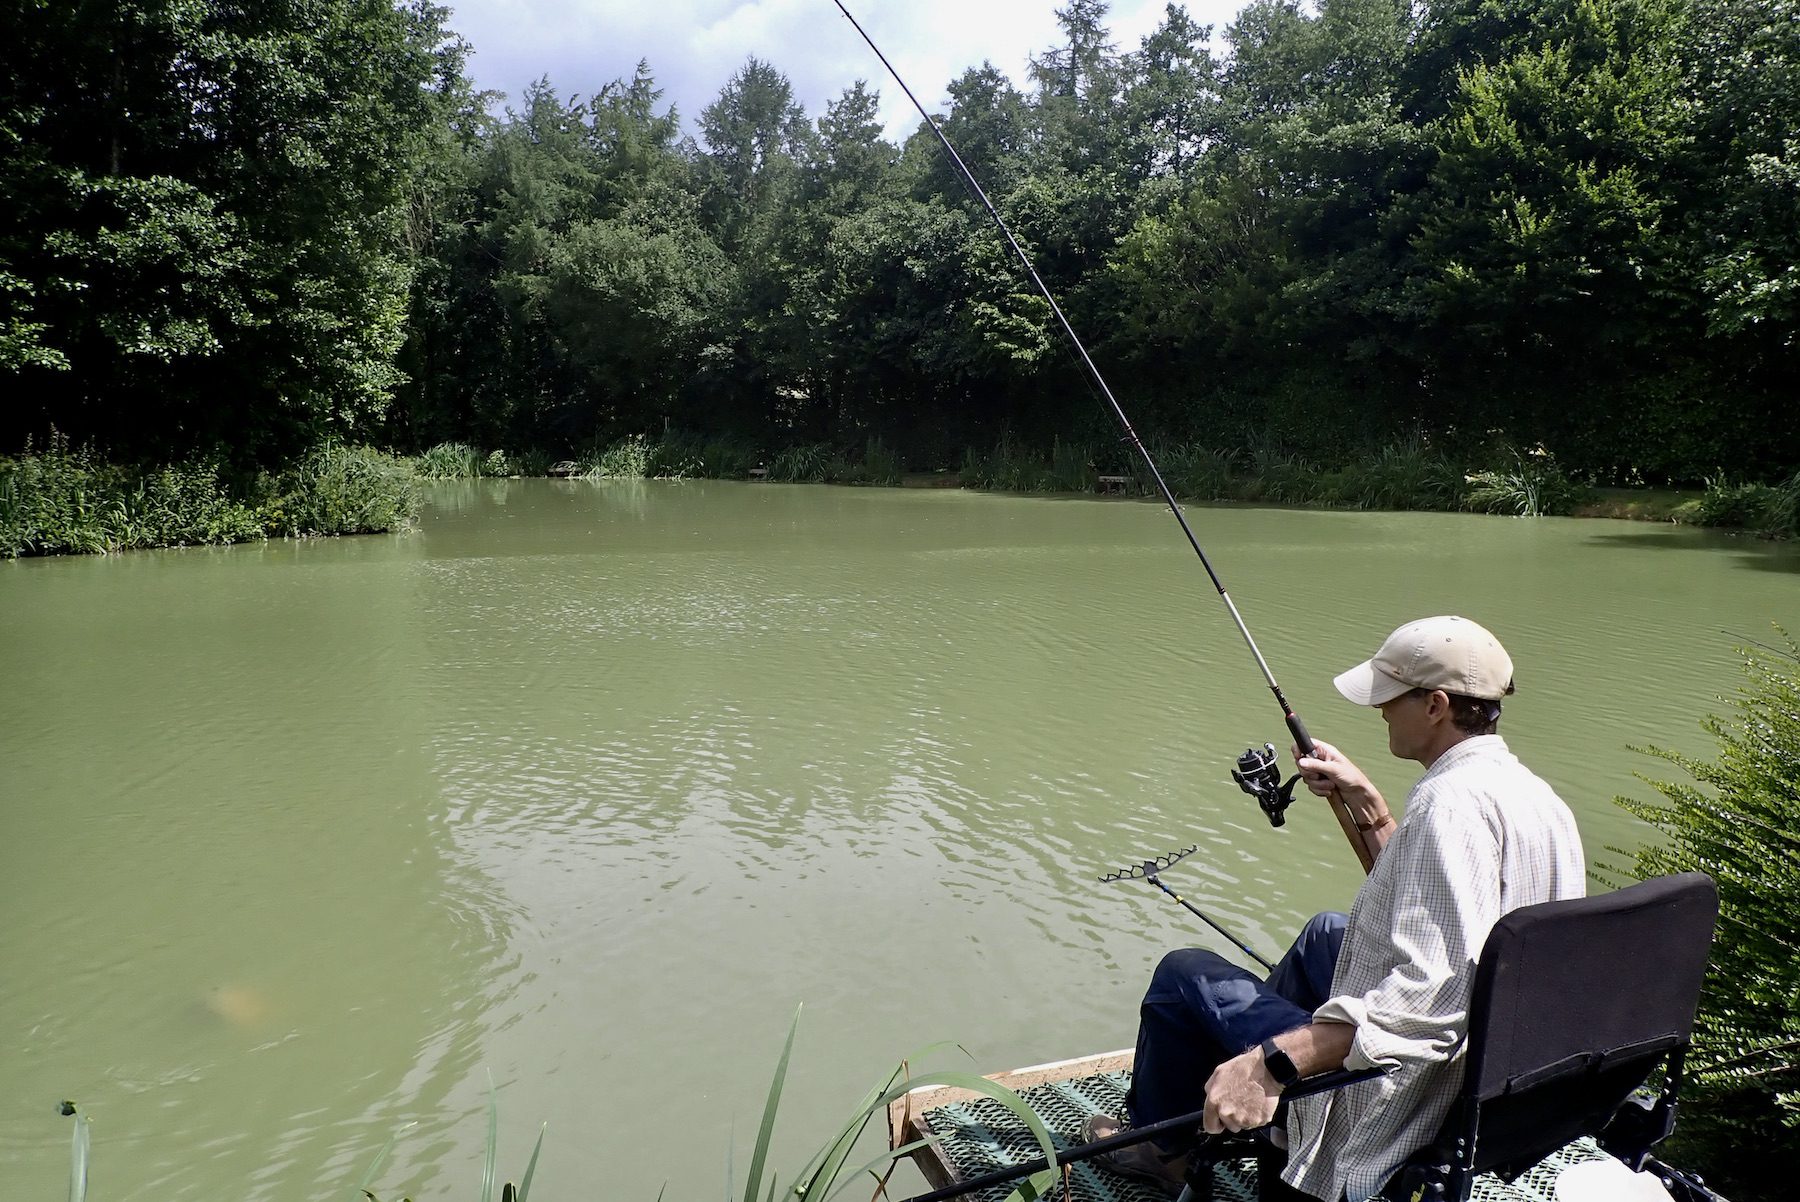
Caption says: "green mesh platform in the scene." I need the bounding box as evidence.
[913,1069,1612,1202]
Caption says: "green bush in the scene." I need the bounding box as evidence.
[1,434,259,555]
[1677,475,1786,533]
[580,435,653,480]
[1610,633,1800,1200]
[0,433,127,555]
[1465,446,1587,517]
[266,444,418,537]
[646,439,702,480]
[1342,438,1466,511]
[697,438,759,479]
[1768,473,1800,538]
[413,442,486,479]
[836,437,903,486]
[992,437,1047,491]
[768,443,832,483]
[113,462,265,547]
[1241,445,1318,504]
[1156,442,1235,500]
[959,445,995,490]
[860,436,903,486]
[1,435,418,555]
[1043,438,1095,493]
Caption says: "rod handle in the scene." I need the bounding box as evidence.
[1286,710,1376,874]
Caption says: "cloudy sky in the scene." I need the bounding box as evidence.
[441,0,1249,142]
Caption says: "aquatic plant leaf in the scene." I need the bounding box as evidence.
[514,1121,546,1202]
[352,1122,417,1201]
[67,1106,90,1202]
[742,1003,801,1202]
[860,1070,1061,1202]
[482,1069,499,1202]
[820,1135,943,1202]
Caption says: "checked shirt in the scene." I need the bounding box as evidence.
[1280,735,1586,1202]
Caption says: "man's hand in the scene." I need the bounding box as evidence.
[1293,739,1388,826]
[1202,1046,1282,1134]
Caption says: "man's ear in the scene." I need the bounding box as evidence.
[1425,689,1453,723]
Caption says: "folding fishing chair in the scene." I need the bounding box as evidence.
[1185,871,1720,1202]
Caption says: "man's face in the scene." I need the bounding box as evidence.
[1377,689,1438,762]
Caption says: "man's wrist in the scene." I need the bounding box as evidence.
[1260,1037,1302,1087]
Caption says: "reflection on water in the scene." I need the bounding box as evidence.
[2,481,1796,1200]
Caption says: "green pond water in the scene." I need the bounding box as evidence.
[3,479,1797,1201]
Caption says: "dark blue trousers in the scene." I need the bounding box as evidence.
[1126,911,1348,1138]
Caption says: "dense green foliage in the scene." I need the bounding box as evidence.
[4,0,1797,515]
[0,435,418,556]
[1,0,468,462]
[1612,636,1800,1198]
[390,0,1797,483]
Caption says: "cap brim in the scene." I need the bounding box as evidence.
[1333,660,1414,707]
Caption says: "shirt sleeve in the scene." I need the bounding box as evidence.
[1314,794,1503,1071]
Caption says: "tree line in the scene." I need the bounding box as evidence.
[4,0,1797,485]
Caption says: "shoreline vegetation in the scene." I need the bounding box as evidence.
[5,432,1796,559]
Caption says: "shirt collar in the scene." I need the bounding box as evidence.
[1420,733,1509,781]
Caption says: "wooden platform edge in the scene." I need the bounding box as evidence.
[885,1049,1135,1188]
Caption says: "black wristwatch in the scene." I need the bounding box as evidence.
[1260,1038,1301,1088]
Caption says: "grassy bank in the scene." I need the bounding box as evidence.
[12,431,1792,558]
[0,435,419,558]
[439,432,1795,535]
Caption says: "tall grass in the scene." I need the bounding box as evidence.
[732,1006,1059,1202]
[1,434,418,557]
[1241,445,1319,504]
[581,435,654,480]
[1156,442,1236,500]
[845,437,903,486]
[413,442,486,479]
[1342,437,1465,510]
[577,434,767,481]
[695,437,759,479]
[768,443,832,483]
[1768,472,1800,538]
[264,445,419,537]
[1464,445,1586,517]
[1042,438,1096,492]
[1675,472,1800,537]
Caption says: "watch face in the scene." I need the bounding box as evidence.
[1262,1039,1300,1085]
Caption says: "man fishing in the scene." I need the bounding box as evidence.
[1084,615,1586,1202]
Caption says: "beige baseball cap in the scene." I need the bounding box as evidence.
[1333,615,1515,706]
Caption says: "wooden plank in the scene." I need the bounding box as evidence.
[886,1048,1135,1186]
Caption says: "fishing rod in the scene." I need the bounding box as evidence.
[1721,629,1800,663]
[893,1066,1375,1202]
[1100,847,1274,972]
[828,1,1374,871]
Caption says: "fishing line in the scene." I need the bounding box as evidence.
[829,1,1372,870]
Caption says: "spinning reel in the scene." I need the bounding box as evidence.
[1230,742,1304,828]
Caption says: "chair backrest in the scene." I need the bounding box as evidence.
[1452,872,1719,1176]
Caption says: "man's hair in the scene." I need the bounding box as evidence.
[1407,684,1512,735]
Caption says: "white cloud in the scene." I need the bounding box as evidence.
[444,0,1248,143]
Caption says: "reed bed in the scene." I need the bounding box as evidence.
[0,435,419,557]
